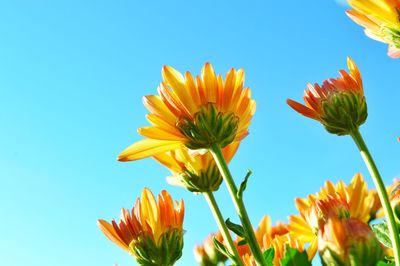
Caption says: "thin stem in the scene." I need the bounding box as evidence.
[210,143,266,266]
[203,191,244,266]
[351,128,400,266]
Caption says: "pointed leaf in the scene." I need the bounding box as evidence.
[213,236,237,264]
[225,218,245,238]
[280,246,311,266]
[237,169,252,199]
[237,239,247,246]
[263,247,275,266]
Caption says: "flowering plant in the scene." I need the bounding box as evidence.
[97,4,400,266]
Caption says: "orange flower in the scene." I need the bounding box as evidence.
[98,188,184,265]
[153,142,239,192]
[119,63,255,161]
[289,173,381,259]
[287,57,367,135]
[346,0,400,58]
[318,217,384,265]
[237,216,304,266]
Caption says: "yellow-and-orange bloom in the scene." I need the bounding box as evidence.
[237,216,304,266]
[194,232,228,266]
[98,188,184,265]
[288,173,381,259]
[287,57,367,135]
[346,0,400,58]
[153,142,239,192]
[318,217,384,265]
[119,63,256,161]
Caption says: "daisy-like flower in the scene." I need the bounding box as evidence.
[288,173,381,259]
[318,217,384,265]
[194,232,228,266]
[237,216,304,266]
[119,63,256,161]
[153,142,239,192]
[346,0,400,58]
[287,57,367,135]
[97,188,184,266]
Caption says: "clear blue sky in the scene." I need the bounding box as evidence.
[1,1,399,265]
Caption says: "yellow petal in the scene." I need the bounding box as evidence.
[118,139,183,161]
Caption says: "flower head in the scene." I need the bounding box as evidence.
[346,0,400,58]
[237,216,304,266]
[318,217,384,265]
[287,57,367,135]
[119,63,255,161]
[98,188,184,265]
[154,142,239,192]
[194,232,228,266]
[288,173,380,259]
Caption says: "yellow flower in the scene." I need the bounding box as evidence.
[153,142,239,192]
[288,173,380,259]
[98,188,185,265]
[237,216,304,266]
[119,63,256,161]
[318,217,384,265]
[287,57,366,135]
[346,0,400,58]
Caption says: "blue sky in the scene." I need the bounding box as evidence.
[1,1,399,265]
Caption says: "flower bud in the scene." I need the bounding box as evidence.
[154,142,239,193]
[287,57,367,136]
[98,188,185,266]
[318,217,384,266]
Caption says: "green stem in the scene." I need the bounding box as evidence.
[203,191,244,266]
[210,143,266,266]
[351,128,400,266]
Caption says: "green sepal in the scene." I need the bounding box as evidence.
[371,222,392,248]
[179,163,223,193]
[129,228,184,266]
[177,103,239,150]
[225,218,245,238]
[280,246,311,266]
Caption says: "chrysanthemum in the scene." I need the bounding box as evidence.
[97,188,184,265]
[288,173,381,259]
[346,0,400,58]
[119,63,256,161]
[318,217,384,265]
[153,142,239,192]
[237,216,304,266]
[287,57,367,135]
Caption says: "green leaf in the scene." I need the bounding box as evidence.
[280,246,311,266]
[372,222,392,248]
[377,261,395,266]
[212,237,231,258]
[237,239,247,246]
[263,247,275,266]
[237,169,252,199]
[225,218,245,238]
